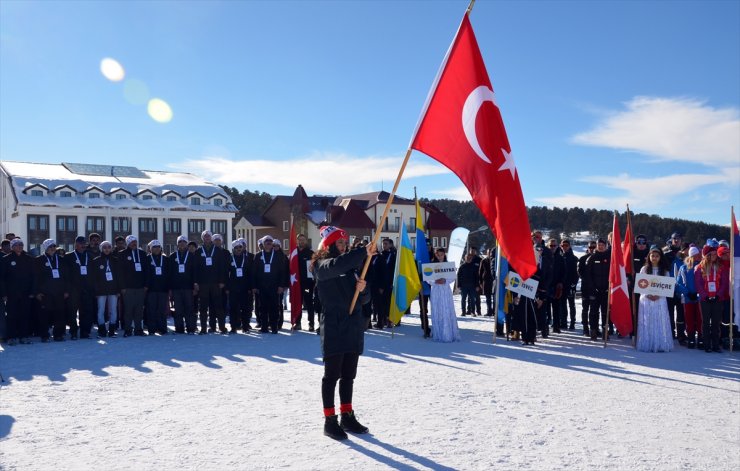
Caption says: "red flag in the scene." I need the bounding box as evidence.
[622,214,634,276]
[609,213,633,335]
[288,222,302,326]
[410,14,536,280]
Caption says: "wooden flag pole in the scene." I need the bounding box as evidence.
[349,148,413,315]
[730,206,735,352]
[627,204,637,348]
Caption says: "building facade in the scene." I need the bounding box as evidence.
[0,161,237,254]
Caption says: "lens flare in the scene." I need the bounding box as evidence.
[147,98,173,123]
[123,79,150,105]
[100,58,125,82]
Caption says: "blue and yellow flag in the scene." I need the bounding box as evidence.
[389,220,422,325]
[415,198,431,296]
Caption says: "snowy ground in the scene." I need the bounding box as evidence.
[1,296,739,471]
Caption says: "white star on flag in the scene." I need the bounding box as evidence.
[498,148,517,179]
[290,273,297,286]
[611,266,628,297]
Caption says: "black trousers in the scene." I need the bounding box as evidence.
[589,290,608,333]
[299,286,315,325]
[322,352,360,409]
[258,289,281,332]
[39,292,66,339]
[199,283,224,331]
[6,294,32,339]
[581,288,591,330]
[146,291,169,334]
[66,289,96,337]
[667,295,685,339]
[229,288,253,330]
[701,300,723,348]
[172,289,197,333]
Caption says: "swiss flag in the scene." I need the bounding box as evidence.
[622,215,634,276]
[288,222,302,326]
[410,14,536,279]
[609,213,633,336]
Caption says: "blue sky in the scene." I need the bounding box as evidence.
[1,0,738,226]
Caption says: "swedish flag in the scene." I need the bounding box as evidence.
[389,220,421,325]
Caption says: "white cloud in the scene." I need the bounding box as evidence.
[173,153,449,194]
[430,185,472,201]
[537,168,740,211]
[572,97,740,167]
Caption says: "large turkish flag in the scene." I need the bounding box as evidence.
[410,14,536,279]
[609,214,633,336]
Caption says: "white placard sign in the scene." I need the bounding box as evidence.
[506,272,539,299]
[421,262,457,283]
[634,273,676,297]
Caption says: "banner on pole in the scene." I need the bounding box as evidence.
[634,273,676,297]
[421,262,457,283]
[506,272,539,299]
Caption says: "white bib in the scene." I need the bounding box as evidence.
[106,272,113,282]
[236,268,243,278]
[205,257,213,266]
[178,264,185,273]
[51,269,60,279]
[80,266,87,276]
[134,262,142,272]
[264,264,271,273]
[155,267,162,276]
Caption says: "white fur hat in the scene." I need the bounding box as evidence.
[125,235,137,246]
[42,239,57,252]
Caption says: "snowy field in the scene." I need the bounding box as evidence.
[1,296,739,471]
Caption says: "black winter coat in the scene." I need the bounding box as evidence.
[33,253,70,297]
[169,249,197,290]
[479,256,494,294]
[315,248,371,359]
[119,247,148,289]
[195,244,227,285]
[145,253,171,292]
[457,261,479,288]
[0,251,35,298]
[63,250,95,293]
[92,254,123,296]
[297,247,315,288]
[562,249,579,288]
[226,252,254,292]
[584,250,611,292]
[252,249,289,291]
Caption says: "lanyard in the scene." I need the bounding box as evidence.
[45,254,59,269]
[74,250,87,266]
[131,249,140,264]
[176,250,189,265]
[150,254,162,268]
[261,250,274,265]
[232,254,246,269]
[201,245,215,259]
[105,257,111,272]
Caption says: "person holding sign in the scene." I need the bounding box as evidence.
[429,248,460,343]
[694,245,728,353]
[636,246,674,352]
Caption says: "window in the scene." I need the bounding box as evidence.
[86,216,105,237]
[116,194,127,200]
[142,195,153,200]
[163,218,182,254]
[88,192,100,199]
[283,221,289,231]
[112,217,131,233]
[283,239,289,249]
[139,218,157,233]
[56,216,77,252]
[410,237,416,251]
[164,218,181,233]
[31,190,44,197]
[191,197,201,205]
[166,196,177,202]
[213,198,223,206]
[188,219,205,241]
[363,236,370,242]
[211,219,227,236]
[59,191,72,197]
[410,217,416,230]
[441,237,447,248]
[27,214,50,255]
[433,237,439,247]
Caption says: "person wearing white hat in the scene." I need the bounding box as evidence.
[145,240,170,335]
[226,239,254,333]
[196,229,227,334]
[62,235,96,339]
[0,238,35,345]
[34,239,70,342]
[91,241,122,338]
[252,235,288,334]
[120,235,148,337]
[169,236,197,334]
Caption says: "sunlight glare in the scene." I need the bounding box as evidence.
[147,98,173,123]
[100,58,125,82]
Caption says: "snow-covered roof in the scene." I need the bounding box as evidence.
[1,161,237,213]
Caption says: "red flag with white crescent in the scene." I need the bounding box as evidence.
[609,213,633,336]
[410,13,536,280]
[288,222,302,326]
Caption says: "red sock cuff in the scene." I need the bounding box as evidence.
[323,407,336,417]
[340,403,353,414]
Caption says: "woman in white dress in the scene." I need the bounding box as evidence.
[429,248,461,342]
[636,246,674,352]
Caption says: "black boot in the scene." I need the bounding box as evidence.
[340,411,369,434]
[97,324,107,338]
[687,333,696,349]
[323,415,348,441]
[108,324,117,338]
